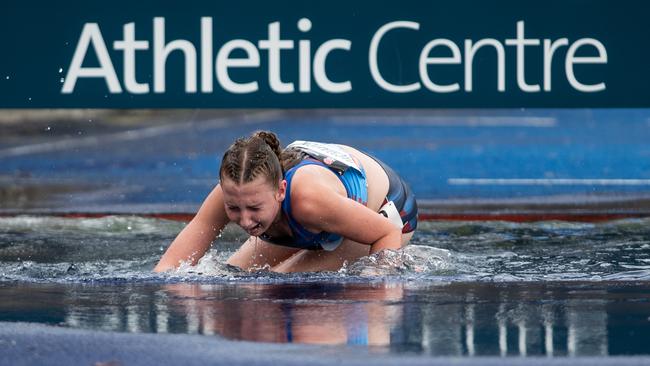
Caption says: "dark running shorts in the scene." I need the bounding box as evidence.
[368,155,418,233]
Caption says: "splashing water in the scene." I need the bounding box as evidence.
[1,215,650,283]
[341,246,451,277]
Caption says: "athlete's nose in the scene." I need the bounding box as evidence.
[239,211,255,229]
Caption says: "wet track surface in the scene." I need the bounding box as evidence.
[2,109,650,363]
[1,109,650,217]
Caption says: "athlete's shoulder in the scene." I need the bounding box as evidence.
[286,173,330,230]
[289,166,331,198]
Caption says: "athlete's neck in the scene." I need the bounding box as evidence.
[264,207,292,239]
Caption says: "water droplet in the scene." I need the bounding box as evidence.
[4,76,8,80]
[58,68,63,73]
[60,78,64,83]
[27,97,32,101]
[127,226,132,230]
[45,126,51,131]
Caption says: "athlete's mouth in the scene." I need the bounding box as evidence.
[246,223,262,234]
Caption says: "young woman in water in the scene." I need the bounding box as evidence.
[154,131,417,273]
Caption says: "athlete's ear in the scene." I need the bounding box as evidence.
[276,179,287,201]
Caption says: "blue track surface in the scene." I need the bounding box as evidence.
[1,109,649,214]
[3,322,649,366]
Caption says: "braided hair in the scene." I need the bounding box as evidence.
[220,131,300,188]
[220,130,312,187]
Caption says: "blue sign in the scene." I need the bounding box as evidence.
[1,0,648,107]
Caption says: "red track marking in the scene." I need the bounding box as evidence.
[2,212,649,223]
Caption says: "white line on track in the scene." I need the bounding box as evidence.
[448,178,650,186]
[330,116,557,127]
[0,111,283,159]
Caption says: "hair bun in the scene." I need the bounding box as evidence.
[252,131,282,158]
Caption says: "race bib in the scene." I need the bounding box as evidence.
[286,140,362,173]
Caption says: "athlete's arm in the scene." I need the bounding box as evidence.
[154,184,230,272]
[291,177,402,254]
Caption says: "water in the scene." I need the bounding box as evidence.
[3,216,650,283]
[1,216,650,356]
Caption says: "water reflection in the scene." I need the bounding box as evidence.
[393,283,614,356]
[1,281,649,356]
[162,282,403,345]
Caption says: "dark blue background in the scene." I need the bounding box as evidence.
[1,0,648,107]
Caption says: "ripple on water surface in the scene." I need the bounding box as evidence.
[1,216,650,283]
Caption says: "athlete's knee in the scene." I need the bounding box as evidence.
[226,236,262,269]
[400,231,414,247]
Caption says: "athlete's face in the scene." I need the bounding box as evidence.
[221,176,286,236]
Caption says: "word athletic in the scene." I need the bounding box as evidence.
[62,19,607,95]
